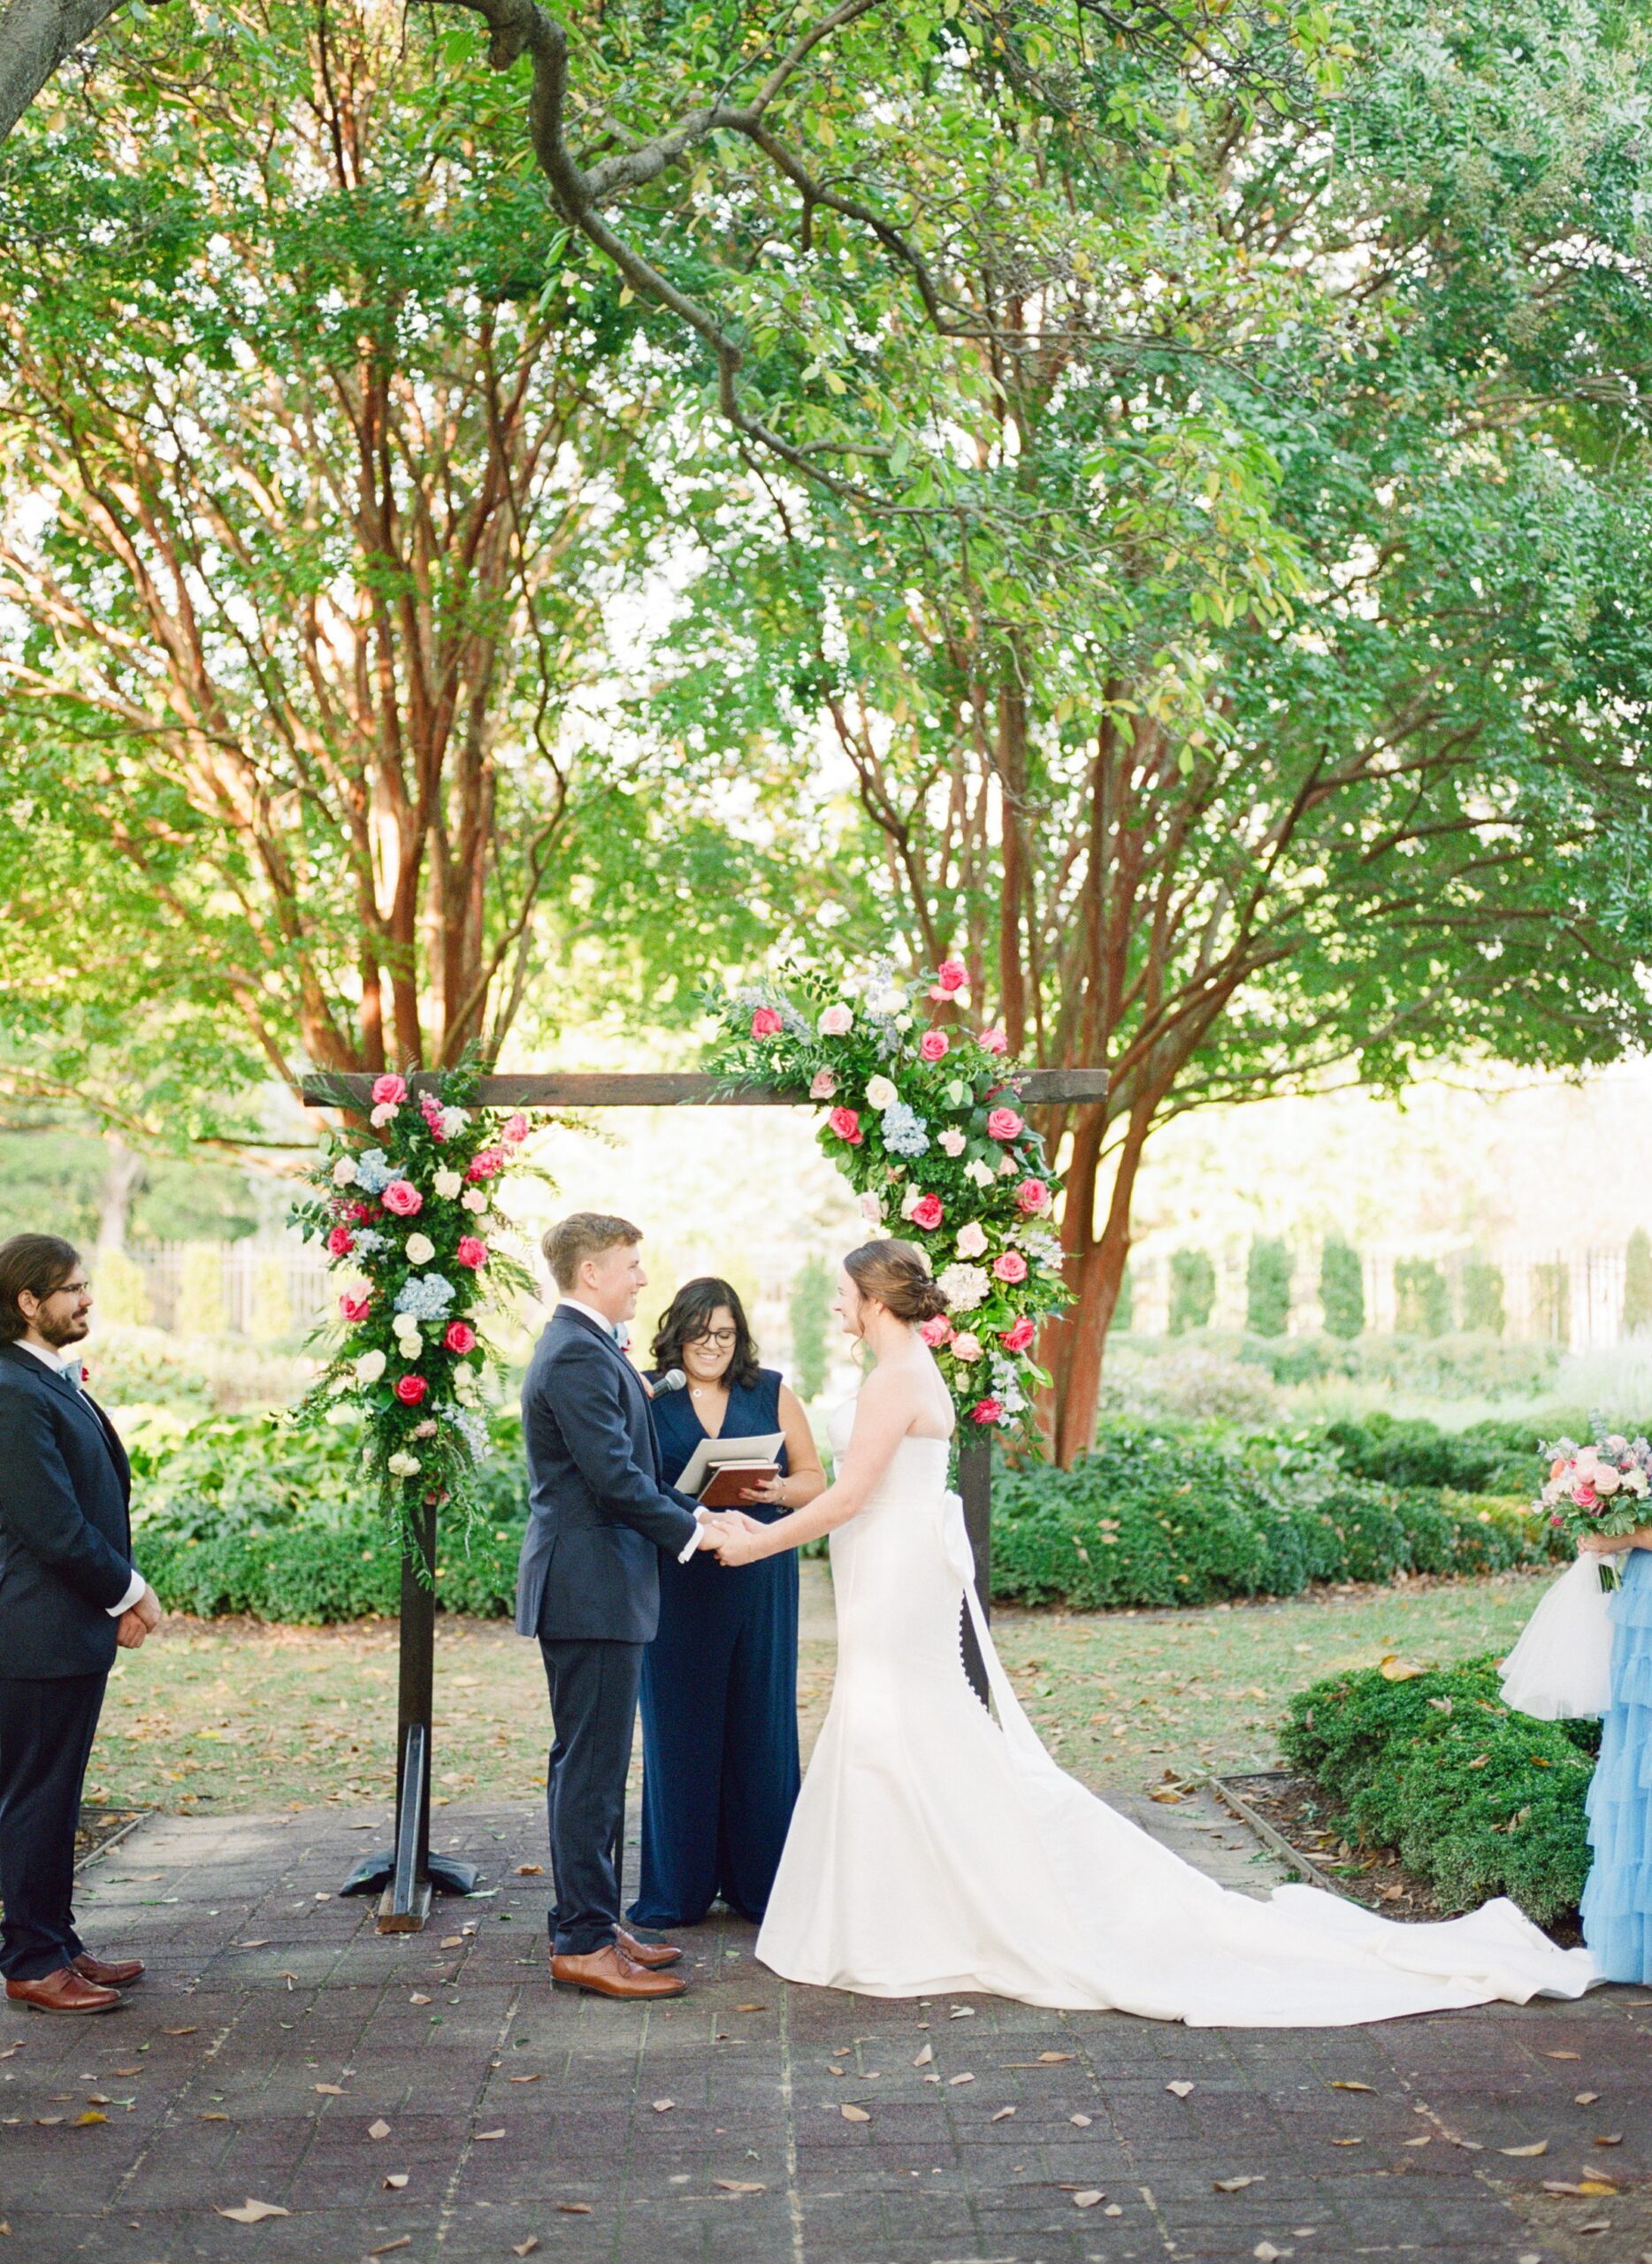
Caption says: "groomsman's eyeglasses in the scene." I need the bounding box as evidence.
[47,1278,93,1300]
[689,1328,738,1349]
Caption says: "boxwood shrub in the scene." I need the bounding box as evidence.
[1280,1656,1598,1925]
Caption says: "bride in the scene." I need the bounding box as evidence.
[702,1239,1599,2026]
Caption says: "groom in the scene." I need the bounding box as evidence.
[517,1213,713,2000]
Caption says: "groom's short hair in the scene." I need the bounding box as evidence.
[0,1233,82,1342]
[543,1212,642,1292]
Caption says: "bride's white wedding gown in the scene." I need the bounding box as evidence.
[755,1407,1599,2025]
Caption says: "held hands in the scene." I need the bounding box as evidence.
[699,1510,766,1566]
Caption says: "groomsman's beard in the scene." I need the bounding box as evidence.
[30,1312,90,1350]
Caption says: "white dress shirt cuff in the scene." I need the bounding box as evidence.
[677,1518,707,1564]
[107,1567,146,1618]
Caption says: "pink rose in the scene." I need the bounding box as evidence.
[858,1192,884,1223]
[828,1105,863,1146]
[970,1396,1005,1426]
[1572,1480,1598,1510]
[950,1331,983,1363]
[999,1314,1036,1354]
[345,1200,374,1224]
[910,1193,944,1232]
[1015,1177,1050,1216]
[751,1006,784,1037]
[465,1149,505,1181]
[371,1073,408,1106]
[819,1004,853,1036]
[381,1179,424,1218]
[326,1226,356,1258]
[919,1314,952,1348]
[444,1319,478,1355]
[979,1029,1008,1056]
[918,1029,950,1062]
[455,1235,489,1271]
[419,1091,445,1133]
[394,1373,429,1406]
[809,1068,838,1100]
[340,1290,372,1324]
[993,1250,1029,1284]
[986,1106,1024,1143]
[954,1221,988,1259]
[935,959,968,995]
[502,1113,530,1145]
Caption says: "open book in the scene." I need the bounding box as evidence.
[676,1430,785,1505]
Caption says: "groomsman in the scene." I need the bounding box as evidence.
[0,1234,157,2013]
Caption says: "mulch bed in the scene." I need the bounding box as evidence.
[1215,1768,1585,1944]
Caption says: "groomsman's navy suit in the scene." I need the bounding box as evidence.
[516,1304,700,1955]
[0,1339,137,1980]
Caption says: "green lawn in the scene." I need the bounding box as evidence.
[85,1569,1552,1814]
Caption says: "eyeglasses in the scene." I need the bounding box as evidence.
[687,1328,738,1349]
[48,1280,92,1299]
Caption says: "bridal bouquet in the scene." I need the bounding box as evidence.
[1535,1430,1652,1592]
[707,958,1069,1435]
[291,1066,539,1551]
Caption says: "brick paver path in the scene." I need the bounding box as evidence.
[1,1801,1647,2264]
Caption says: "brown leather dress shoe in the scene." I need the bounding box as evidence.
[73,1953,146,1987]
[615,1928,682,1970]
[5,1967,123,2015]
[549,1943,685,2000]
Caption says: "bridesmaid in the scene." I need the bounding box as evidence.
[630,1278,826,1929]
[1579,1519,1652,1980]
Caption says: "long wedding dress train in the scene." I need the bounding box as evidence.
[755,1412,1599,2026]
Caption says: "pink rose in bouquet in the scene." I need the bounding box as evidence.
[809,1068,838,1100]
[986,1106,1024,1143]
[394,1373,429,1406]
[443,1319,478,1354]
[1015,1177,1051,1216]
[326,1225,356,1258]
[455,1235,489,1271]
[819,1004,854,1036]
[381,1179,423,1218]
[419,1091,446,1136]
[340,1289,372,1324]
[918,1029,950,1061]
[950,1331,983,1363]
[908,1193,944,1232]
[979,1028,1008,1056]
[919,1314,952,1348]
[371,1073,408,1106]
[933,959,968,995]
[751,1006,784,1037]
[465,1150,506,1181]
[993,1250,1029,1284]
[970,1396,1005,1426]
[502,1113,530,1144]
[998,1315,1036,1353]
[828,1105,863,1146]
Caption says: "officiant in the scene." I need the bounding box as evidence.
[629,1278,824,1930]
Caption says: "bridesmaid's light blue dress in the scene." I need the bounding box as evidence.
[1581,1547,1652,1981]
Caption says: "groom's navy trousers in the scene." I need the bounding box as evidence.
[0,1340,137,1980]
[516,1305,700,1957]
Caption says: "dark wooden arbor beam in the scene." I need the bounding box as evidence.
[305,1062,1108,1929]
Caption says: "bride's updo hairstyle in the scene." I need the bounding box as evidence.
[844,1238,949,1325]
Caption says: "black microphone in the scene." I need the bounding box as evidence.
[652,1367,688,1395]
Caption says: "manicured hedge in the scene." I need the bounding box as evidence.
[1319,1413,1541,1497]
[1279,1656,1598,1925]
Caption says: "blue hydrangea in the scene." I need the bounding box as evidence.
[881,1101,930,1157]
[452,1404,491,1462]
[355,1148,394,1194]
[394,1273,457,1319]
[352,1229,387,1257]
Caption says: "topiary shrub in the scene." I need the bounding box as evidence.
[1168,1249,1216,1335]
[1319,1237,1365,1340]
[1245,1237,1293,1337]
[1280,1656,1598,1925]
[1394,1256,1450,1337]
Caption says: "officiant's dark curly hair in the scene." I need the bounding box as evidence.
[651,1277,762,1393]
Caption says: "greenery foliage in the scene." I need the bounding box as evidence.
[788,1254,834,1404]
[1245,1238,1293,1338]
[1625,1228,1652,1336]
[1280,1656,1597,1925]
[1168,1249,1217,1336]
[1394,1257,1450,1338]
[1319,1238,1365,1341]
[1459,1252,1507,1337]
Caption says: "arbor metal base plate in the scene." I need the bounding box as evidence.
[340,1850,480,1903]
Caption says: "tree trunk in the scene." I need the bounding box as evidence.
[0,0,123,144]
[95,1132,142,1253]
[1045,1100,1153,1465]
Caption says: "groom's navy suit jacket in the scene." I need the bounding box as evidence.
[516,1304,700,1645]
[0,1339,134,1679]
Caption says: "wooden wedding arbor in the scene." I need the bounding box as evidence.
[302,1066,1108,1929]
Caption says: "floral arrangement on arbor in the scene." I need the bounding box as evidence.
[291,1067,537,1546]
[709,960,1068,1434]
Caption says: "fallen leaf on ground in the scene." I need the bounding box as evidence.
[948,2073,975,2086]
[1069,2114,1092,2128]
[1544,2051,1581,2061]
[33,2119,61,2128]
[1577,2223,1611,2236]
[556,2203,592,2215]
[1401,2136,1431,2147]
[1541,2179,1618,2197]
[314,2084,345,2095]
[1500,2142,1549,2158]
[512,2244,539,2258]
[509,2074,541,2084]
[1379,1656,1426,1681]
[199,2113,229,2122]
[1038,2052,1074,2062]
[409,1994,432,2006]
[1255,2246,1285,2263]
[652,2100,674,2113]
[1166,2081,1194,2099]
[1575,2092,1601,2105]
[714,2179,765,2193]
[991,2107,1016,2122]
[515,1864,543,1876]
[440,1936,464,1949]
[70,2112,106,2128]
[368,2241,410,2257]
[1330,2138,1364,2146]
[474,2130,505,2141]
[949,2006,975,2018]
[160,2027,198,2037]
[369,2119,392,2140]
[382,2174,408,2191]
[913,2045,933,2067]
[736,2004,767,2013]
[1214,2176,1261,2191]
[1073,2191,1104,2209]
[1594,2134,1625,2146]
[1329,2080,1373,2092]
[216,2200,288,2223]
[840,2104,870,2122]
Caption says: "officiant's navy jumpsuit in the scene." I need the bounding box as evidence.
[630,1368,800,1927]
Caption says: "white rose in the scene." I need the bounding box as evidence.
[998,1152,1019,1176]
[865,1075,899,1111]
[440,1106,470,1137]
[1594,1465,1621,1495]
[370,1101,398,1128]
[404,1233,436,1266]
[394,1321,422,1350]
[355,1349,386,1383]
[938,1128,967,1158]
[1625,1467,1649,1496]
[964,1159,994,1189]
[386,1450,422,1479]
[954,1220,989,1259]
[899,1186,924,1222]
[461,1189,489,1214]
[895,1013,914,1030]
[858,1192,884,1223]
[875,987,906,1015]
[332,1156,358,1187]
[432,1169,463,1200]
